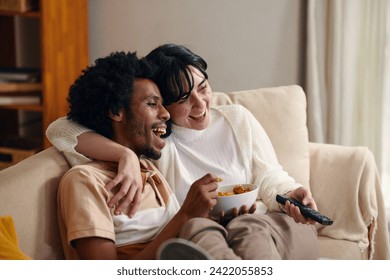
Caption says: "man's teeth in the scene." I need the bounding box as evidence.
[152,127,166,137]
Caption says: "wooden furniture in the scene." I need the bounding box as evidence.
[0,0,88,168]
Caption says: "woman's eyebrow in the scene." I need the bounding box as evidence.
[198,78,207,87]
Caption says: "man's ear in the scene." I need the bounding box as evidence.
[108,109,124,122]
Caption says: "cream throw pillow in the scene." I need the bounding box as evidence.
[212,85,310,189]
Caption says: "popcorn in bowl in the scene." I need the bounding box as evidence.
[211,184,258,217]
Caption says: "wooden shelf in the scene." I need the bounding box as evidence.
[0,103,43,111]
[0,82,42,92]
[0,135,42,170]
[0,0,89,154]
[0,10,40,17]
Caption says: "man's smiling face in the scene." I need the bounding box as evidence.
[115,78,170,160]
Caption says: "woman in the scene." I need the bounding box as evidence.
[46,44,320,259]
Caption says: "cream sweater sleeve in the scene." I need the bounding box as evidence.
[245,109,301,211]
[218,105,300,212]
[46,117,93,166]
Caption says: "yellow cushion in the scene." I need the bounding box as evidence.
[0,216,31,260]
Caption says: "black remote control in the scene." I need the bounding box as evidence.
[276,195,333,225]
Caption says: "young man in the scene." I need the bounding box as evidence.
[57,52,219,259]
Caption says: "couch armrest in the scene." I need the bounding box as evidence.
[0,147,69,259]
[309,142,390,259]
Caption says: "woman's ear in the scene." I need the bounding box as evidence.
[108,109,124,122]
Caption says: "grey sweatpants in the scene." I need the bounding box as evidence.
[179,212,320,260]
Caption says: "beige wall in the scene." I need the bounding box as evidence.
[88,0,305,92]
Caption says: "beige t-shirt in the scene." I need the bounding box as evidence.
[57,158,180,259]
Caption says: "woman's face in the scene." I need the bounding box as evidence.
[165,66,212,131]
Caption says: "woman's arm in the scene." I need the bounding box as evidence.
[244,109,318,223]
[46,116,93,166]
[228,107,302,210]
[46,117,142,216]
[77,132,142,216]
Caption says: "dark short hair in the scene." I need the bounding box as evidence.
[67,52,155,138]
[146,44,208,136]
[146,44,208,106]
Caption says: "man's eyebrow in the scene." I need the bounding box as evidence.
[145,93,162,101]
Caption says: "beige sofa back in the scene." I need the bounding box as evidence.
[0,147,69,259]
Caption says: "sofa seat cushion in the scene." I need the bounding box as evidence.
[318,236,368,259]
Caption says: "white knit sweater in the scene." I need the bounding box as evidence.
[46,105,300,212]
[156,105,300,212]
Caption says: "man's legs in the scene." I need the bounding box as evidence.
[179,218,241,259]
[157,238,213,260]
[226,213,320,259]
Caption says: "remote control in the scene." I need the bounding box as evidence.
[276,195,333,225]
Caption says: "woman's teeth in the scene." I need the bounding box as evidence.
[189,111,206,120]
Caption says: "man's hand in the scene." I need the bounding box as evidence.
[284,187,317,225]
[105,149,142,217]
[180,173,219,218]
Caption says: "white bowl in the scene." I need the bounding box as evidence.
[210,184,259,217]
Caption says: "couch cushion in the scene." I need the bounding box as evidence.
[318,236,368,259]
[212,85,310,188]
[0,147,69,259]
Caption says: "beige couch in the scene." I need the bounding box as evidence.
[0,85,389,259]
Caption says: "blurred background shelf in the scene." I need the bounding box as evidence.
[0,9,39,17]
[0,103,42,111]
[0,0,38,14]
[0,0,88,164]
[0,81,41,92]
[0,135,41,170]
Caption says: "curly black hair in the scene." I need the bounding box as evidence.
[67,51,155,139]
